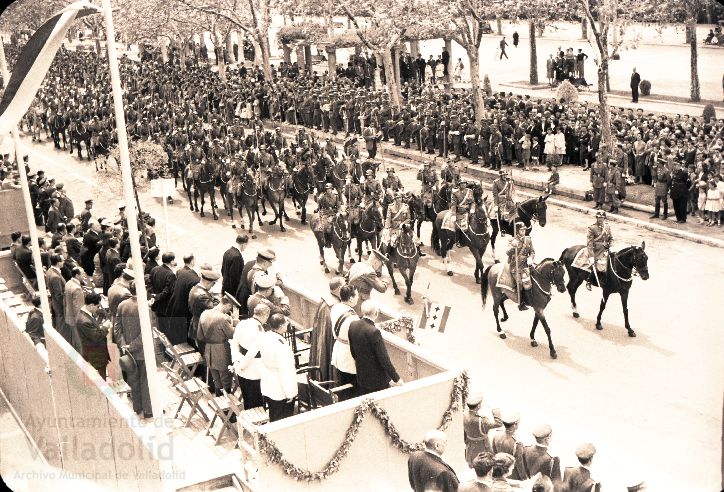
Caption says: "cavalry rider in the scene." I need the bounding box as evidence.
[507,221,536,311]
[362,169,383,207]
[585,210,613,290]
[341,175,363,235]
[449,180,475,247]
[316,182,340,248]
[382,167,403,216]
[441,158,461,186]
[492,170,516,230]
[381,191,425,258]
[417,160,439,209]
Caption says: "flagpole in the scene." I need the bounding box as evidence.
[101,0,162,420]
[0,37,53,325]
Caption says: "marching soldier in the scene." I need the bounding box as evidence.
[585,210,612,290]
[520,424,562,482]
[449,180,475,247]
[316,182,340,248]
[507,221,535,311]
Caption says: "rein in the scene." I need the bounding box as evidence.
[333,217,350,242]
[395,232,418,259]
[609,250,636,283]
[358,210,378,234]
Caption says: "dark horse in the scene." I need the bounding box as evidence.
[559,243,649,337]
[385,224,419,304]
[431,183,491,281]
[234,170,262,238]
[185,161,219,220]
[481,259,567,359]
[310,213,350,275]
[68,119,92,161]
[351,203,383,263]
[263,168,288,232]
[290,164,315,225]
[489,196,549,251]
[407,185,452,239]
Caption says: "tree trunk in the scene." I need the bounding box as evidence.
[179,38,188,71]
[159,40,168,64]
[468,50,484,124]
[581,18,588,40]
[304,44,313,73]
[688,19,700,102]
[214,33,227,82]
[374,53,384,90]
[381,48,401,109]
[597,56,612,163]
[529,19,538,85]
[391,46,401,95]
[444,38,453,83]
[326,46,337,80]
[295,45,305,66]
[282,43,292,63]
[496,19,503,35]
[257,34,273,80]
[226,32,236,65]
[410,39,420,58]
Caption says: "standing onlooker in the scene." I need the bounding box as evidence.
[630,68,641,103]
[221,234,248,302]
[231,303,269,409]
[575,49,588,78]
[347,300,403,395]
[463,390,502,467]
[330,284,360,388]
[408,430,460,492]
[149,252,177,338]
[490,411,526,480]
[310,277,344,382]
[633,135,646,183]
[554,127,566,168]
[197,297,236,395]
[453,58,465,83]
[166,253,200,345]
[520,425,561,482]
[441,46,450,79]
[103,237,121,295]
[543,129,556,169]
[46,254,66,330]
[704,178,722,226]
[77,292,110,379]
[188,264,219,354]
[61,266,85,352]
[605,160,624,214]
[546,55,555,86]
[590,158,608,210]
[670,161,691,223]
[512,31,519,48]
[519,133,531,170]
[428,55,438,84]
[259,313,298,422]
[562,443,599,492]
[499,37,508,60]
[490,453,519,491]
[347,250,388,313]
[25,295,45,347]
[459,452,495,491]
[650,158,672,219]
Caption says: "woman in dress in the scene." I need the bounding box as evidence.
[705,179,721,226]
[543,128,556,169]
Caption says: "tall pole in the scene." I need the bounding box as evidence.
[0,37,52,325]
[101,0,162,419]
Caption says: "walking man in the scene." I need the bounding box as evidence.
[499,37,509,60]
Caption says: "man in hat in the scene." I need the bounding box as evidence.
[562,443,599,492]
[80,199,94,232]
[108,266,134,331]
[103,237,122,295]
[197,296,236,396]
[363,168,383,207]
[188,263,220,360]
[310,277,345,382]
[490,410,526,480]
[463,389,502,467]
[449,178,475,247]
[520,424,561,482]
[46,254,67,330]
[590,157,608,210]
[115,282,152,418]
[382,190,424,256]
[257,313,298,422]
[221,234,249,302]
[605,159,624,214]
[507,221,535,311]
[231,303,269,409]
[417,161,439,208]
[584,210,612,290]
[363,125,380,158]
[235,249,277,317]
[316,183,340,248]
[491,170,516,226]
[347,249,389,314]
[149,252,177,337]
[247,273,290,317]
[77,291,110,379]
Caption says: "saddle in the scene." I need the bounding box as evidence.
[572,248,608,272]
[493,263,519,304]
[441,211,468,232]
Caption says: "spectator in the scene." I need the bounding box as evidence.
[231,303,269,409]
[651,156,672,219]
[234,248,277,317]
[630,68,641,103]
[463,390,502,467]
[309,277,344,382]
[166,253,199,345]
[46,254,66,329]
[512,31,519,48]
[562,443,599,492]
[490,411,526,480]
[453,58,464,83]
[348,300,403,395]
[188,263,219,355]
[670,161,692,223]
[490,453,518,491]
[25,295,45,347]
[459,452,495,491]
[143,246,160,276]
[704,179,721,226]
[149,252,177,338]
[15,235,35,283]
[221,234,249,302]
[545,163,560,195]
[531,475,553,492]
[107,267,133,327]
[77,291,110,379]
[259,313,297,422]
[61,266,85,352]
[197,296,236,396]
[103,237,121,295]
[247,273,290,317]
[330,284,361,389]
[407,429,459,492]
[520,424,561,482]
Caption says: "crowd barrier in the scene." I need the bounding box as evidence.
[0,188,29,249]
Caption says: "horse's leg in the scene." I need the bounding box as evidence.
[470,246,484,284]
[255,203,263,227]
[247,207,257,239]
[500,298,509,322]
[317,237,329,274]
[568,271,583,318]
[210,189,219,220]
[529,314,540,347]
[300,198,308,225]
[595,291,611,331]
[357,236,363,263]
[267,200,279,225]
[490,223,498,254]
[443,240,453,276]
[492,296,505,338]
[335,245,345,275]
[279,200,286,232]
[403,266,415,304]
[199,190,206,218]
[538,313,557,359]
[282,198,291,221]
[260,197,267,216]
[386,259,401,296]
[194,187,200,212]
[621,290,636,337]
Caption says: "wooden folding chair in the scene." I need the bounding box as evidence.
[166,363,209,427]
[285,321,312,369]
[306,367,354,409]
[198,384,238,445]
[295,366,317,413]
[154,327,204,380]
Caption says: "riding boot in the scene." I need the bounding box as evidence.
[324,231,332,248]
[417,245,426,257]
[518,289,529,311]
[585,270,595,290]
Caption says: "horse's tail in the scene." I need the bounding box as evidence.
[430,225,439,256]
[481,264,493,307]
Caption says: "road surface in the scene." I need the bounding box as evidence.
[17,136,724,491]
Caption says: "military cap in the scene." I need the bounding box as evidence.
[387,167,395,173]
[466,390,483,406]
[121,267,135,279]
[258,249,276,261]
[500,410,519,424]
[595,210,607,219]
[255,273,275,289]
[532,424,552,439]
[365,169,374,176]
[575,443,596,460]
[199,264,220,281]
[369,249,387,262]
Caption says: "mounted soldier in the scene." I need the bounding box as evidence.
[382,190,425,258]
[382,167,403,217]
[507,221,535,311]
[582,210,613,290]
[449,180,475,247]
[440,159,461,186]
[315,182,340,248]
[417,161,438,208]
[362,169,383,207]
[341,175,363,235]
[492,170,516,227]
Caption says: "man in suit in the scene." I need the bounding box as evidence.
[115,282,152,417]
[46,254,66,330]
[197,297,236,395]
[221,234,248,301]
[231,303,269,409]
[15,235,36,284]
[25,295,45,347]
[103,237,121,295]
[408,429,459,492]
[490,410,526,480]
[562,443,600,492]
[630,68,641,103]
[80,199,93,232]
[520,424,561,482]
[61,266,85,351]
[348,300,402,395]
[150,252,177,337]
[80,219,102,276]
[258,313,298,422]
[166,254,200,345]
[77,292,110,379]
[458,452,494,491]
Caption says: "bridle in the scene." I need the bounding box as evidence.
[333,215,350,242]
[609,248,641,283]
[395,228,418,259]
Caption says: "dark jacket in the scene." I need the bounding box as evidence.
[221,246,244,300]
[408,450,459,492]
[115,296,145,360]
[150,264,176,316]
[80,230,101,275]
[348,317,400,391]
[77,309,110,378]
[25,308,45,346]
[15,244,36,281]
[166,266,200,319]
[188,284,215,341]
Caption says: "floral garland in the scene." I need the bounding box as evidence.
[256,371,469,482]
[378,315,416,344]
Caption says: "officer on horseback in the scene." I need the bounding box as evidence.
[316,182,340,248]
[508,221,535,311]
[492,170,516,232]
[341,175,363,235]
[417,161,438,208]
[363,169,383,207]
[585,210,613,290]
[449,180,475,247]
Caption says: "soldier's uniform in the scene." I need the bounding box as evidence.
[362,170,383,206]
[316,183,339,248]
[492,171,516,223]
[381,193,411,251]
[605,161,624,213]
[585,211,612,289]
[520,425,562,482]
[507,223,535,310]
[417,163,438,206]
[590,159,608,209]
[463,392,502,467]
[440,161,460,186]
[449,184,474,246]
[382,168,402,217]
[491,411,527,481]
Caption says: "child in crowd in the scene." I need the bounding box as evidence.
[696,173,709,223]
[520,133,531,170]
[704,179,721,226]
[546,164,560,194]
[530,137,540,168]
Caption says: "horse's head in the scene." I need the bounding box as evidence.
[629,241,649,280]
[539,259,567,293]
[334,212,351,239]
[367,204,383,228]
[524,195,548,227]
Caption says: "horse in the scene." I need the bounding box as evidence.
[328,158,348,194]
[481,258,567,359]
[351,203,383,263]
[92,130,111,171]
[489,196,549,251]
[193,160,219,220]
[312,157,329,194]
[51,111,68,150]
[263,168,288,232]
[235,170,262,237]
[559,242,649,337]
[183,163,198,212]
[385,224,419,304]
[430,183,490,280]
[290,164,315,225]
[217,161,234,217]
[68,119,92,161]
[407,185,452,239]
[310,212,350,275]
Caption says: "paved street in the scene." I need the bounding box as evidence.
[17,135,724,491]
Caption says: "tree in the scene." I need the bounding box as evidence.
[0,0,68,33]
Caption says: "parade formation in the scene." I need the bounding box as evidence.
[0,1,723,491]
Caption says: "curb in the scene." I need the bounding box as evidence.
[277,123,724,249]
